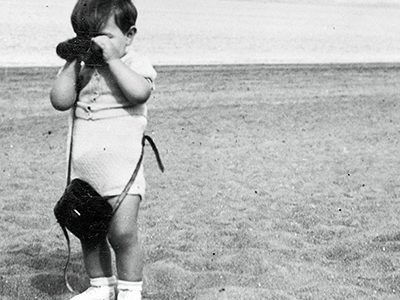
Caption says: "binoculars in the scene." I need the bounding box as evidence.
[56,36,105,66]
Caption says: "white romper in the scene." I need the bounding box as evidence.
[69,51,157,198]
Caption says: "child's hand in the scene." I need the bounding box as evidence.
[92,36,120,63]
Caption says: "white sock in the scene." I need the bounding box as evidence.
[118,280,143,292]
[90,276,117,287]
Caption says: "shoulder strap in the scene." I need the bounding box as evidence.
[112,135,164,213]
[144,135,165,172]
[66,108,75,186]
[60,225,75,292]
[61,76,80,291]
[66,63,82,185]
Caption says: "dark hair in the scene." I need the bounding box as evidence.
[71,0,137,36]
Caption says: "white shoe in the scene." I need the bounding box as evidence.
[117,290,142,300]
[70,286,116,300]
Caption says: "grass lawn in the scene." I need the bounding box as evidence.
[0,63,400,299]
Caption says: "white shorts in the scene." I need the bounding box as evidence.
[70,115,147,198]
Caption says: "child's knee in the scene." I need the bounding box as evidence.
[109,228,138,250]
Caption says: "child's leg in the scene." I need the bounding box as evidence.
[81,238,113,278]
[71,240,115,299]
[107,194,143,281]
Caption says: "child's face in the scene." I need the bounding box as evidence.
[98,14,135,58]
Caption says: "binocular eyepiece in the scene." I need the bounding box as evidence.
[56,36,104,66]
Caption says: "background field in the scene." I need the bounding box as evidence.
[0,64,400,299]
[3,0,400,66]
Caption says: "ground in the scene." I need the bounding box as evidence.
[0,63,399,299]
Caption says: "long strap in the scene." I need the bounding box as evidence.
[63,108,76,292]
[113,135,164,213]
[62,108,164,292]
[66,109,75,186]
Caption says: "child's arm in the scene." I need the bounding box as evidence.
[92,36,152,104]
[108,59,152,104]
[50,60,80,111]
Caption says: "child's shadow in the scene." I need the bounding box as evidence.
[30,273,86,296]
[6,242,87,297]
[30,273,70,296]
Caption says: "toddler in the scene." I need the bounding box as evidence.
[50,1,157,299]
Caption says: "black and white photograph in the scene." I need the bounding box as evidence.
[1,0,399,299]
